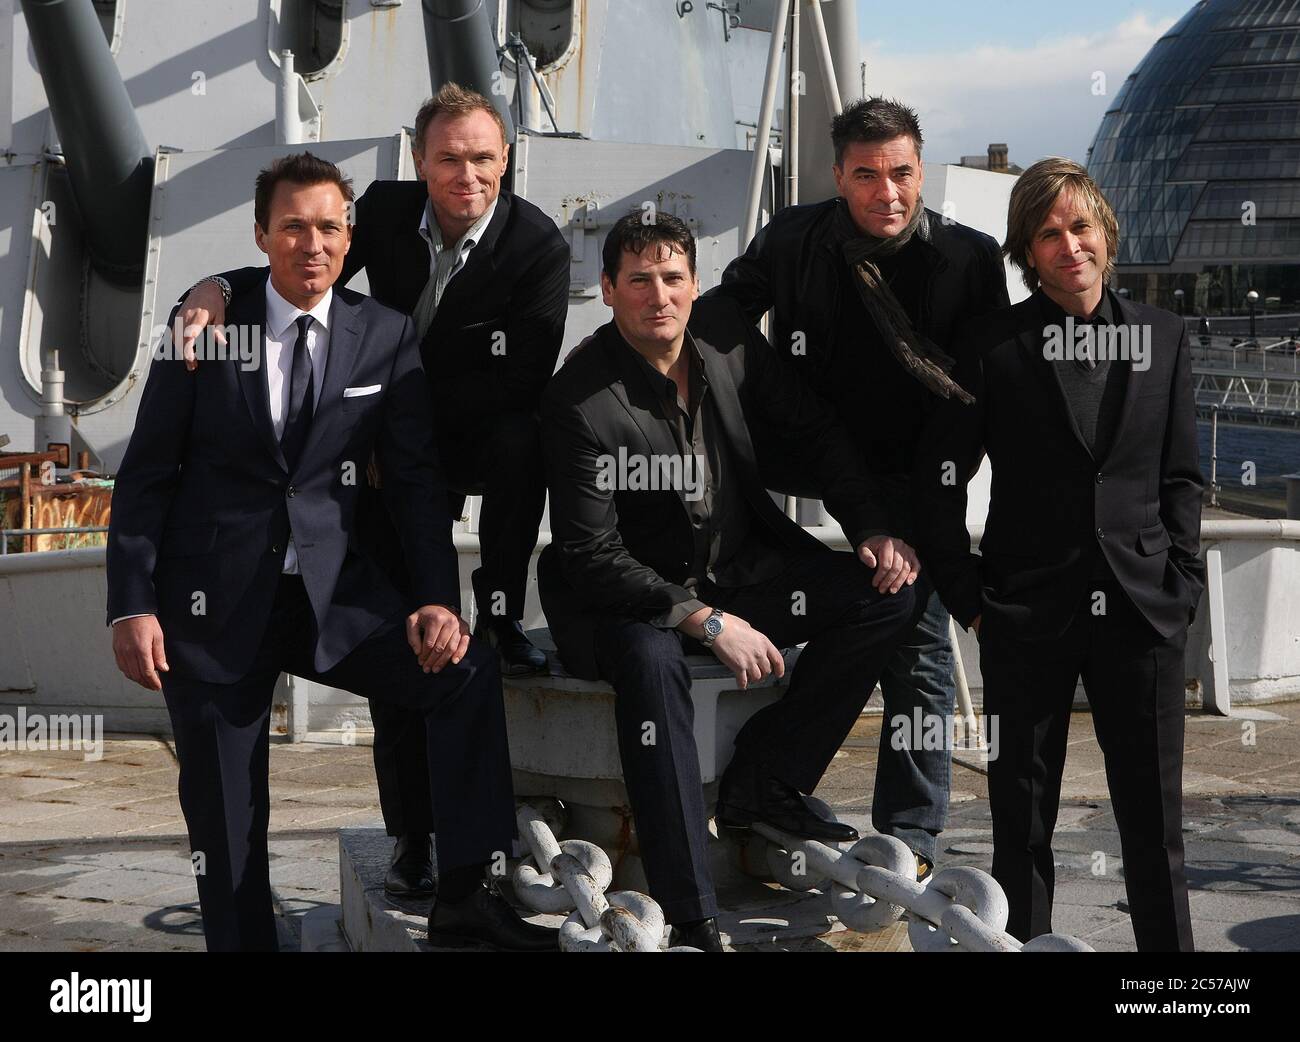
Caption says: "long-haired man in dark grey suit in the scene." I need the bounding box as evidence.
[914,159,1204,950]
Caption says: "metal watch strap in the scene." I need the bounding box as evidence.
[194,275,232,306]
[700,607,725,649]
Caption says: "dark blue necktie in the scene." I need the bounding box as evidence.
[280,314,315,471]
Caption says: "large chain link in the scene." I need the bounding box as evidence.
[754,823,1094,952]
[511,804,700,951]
[508,802,1092,951]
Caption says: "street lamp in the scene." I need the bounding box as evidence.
[1173,287,1184,315]
[1246,289,1260,342]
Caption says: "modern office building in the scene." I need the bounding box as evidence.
[1087,0,1300,318]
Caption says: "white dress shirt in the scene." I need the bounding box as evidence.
[418,195,498,311]
[264,278,332,575]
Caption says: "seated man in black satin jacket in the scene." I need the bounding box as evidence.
[539,211,921,951]
[913,158,1205,951]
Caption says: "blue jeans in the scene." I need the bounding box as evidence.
[872,582,956,864]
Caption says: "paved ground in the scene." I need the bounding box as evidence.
[2,701,1298,952]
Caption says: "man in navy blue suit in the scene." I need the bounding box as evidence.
[106,152,553,952]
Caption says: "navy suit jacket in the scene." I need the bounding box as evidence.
[107,273,460,683]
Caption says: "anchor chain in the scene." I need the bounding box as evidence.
[754,823,1094,952]
[511,804,700,951]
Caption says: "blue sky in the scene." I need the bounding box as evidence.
[854,0,1193,165]
[856,0,1190,52]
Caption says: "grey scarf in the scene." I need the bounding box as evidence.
[833,198,975,405]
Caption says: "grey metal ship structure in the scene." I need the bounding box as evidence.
[0,0,1297,953]
[0,0,1025,469]
[0,0,1035,720]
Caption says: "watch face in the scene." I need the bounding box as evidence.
[704,615,724,638]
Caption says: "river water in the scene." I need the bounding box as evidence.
[1197,422,1300,515]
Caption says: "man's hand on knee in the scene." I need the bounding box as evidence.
[406,605,470,673]
[856,535,921,594]
[681,608,784,690]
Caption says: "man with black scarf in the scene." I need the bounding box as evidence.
[710,97,1009,880]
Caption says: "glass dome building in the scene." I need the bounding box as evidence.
[1087,0,1300,318]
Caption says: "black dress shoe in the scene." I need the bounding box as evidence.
[667,918,725,952]
[384,832,435,898]
[716,765,859,843]
[427,881,558,951]
[475,618,548,677]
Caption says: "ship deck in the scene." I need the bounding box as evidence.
[2,701,1298,952]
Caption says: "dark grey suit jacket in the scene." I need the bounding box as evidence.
[913,293,1205,641]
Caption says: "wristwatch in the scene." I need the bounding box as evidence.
[700,608,725,649]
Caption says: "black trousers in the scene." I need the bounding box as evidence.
[162,575,515,951]
[370,411,546,836]
[979,578,1194,951]
[593,549,917,923]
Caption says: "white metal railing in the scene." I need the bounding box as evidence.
[804,520,1300,718]
[1193,373,1300,417]
[1192,337,1300,375]
[0,525,108,554]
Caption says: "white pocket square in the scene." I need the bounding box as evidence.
[343,384,382,398]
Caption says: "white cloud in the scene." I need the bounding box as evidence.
[861,14,1179,166]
